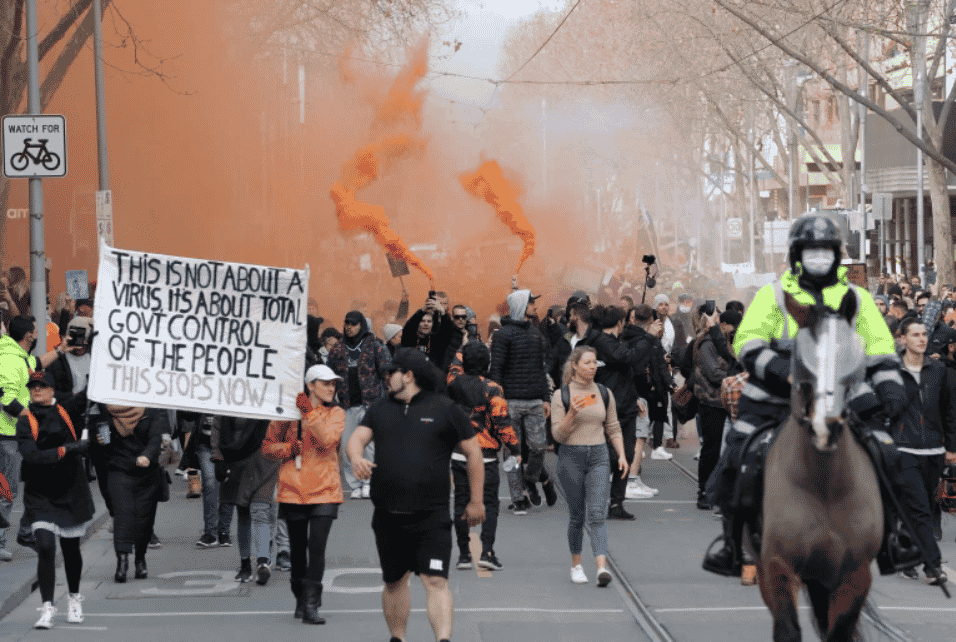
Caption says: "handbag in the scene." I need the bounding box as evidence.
[673,383,694,408]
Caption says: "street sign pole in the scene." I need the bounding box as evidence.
[26,0,47,351]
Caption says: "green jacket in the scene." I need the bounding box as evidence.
[0,334,37,437]
[733,266,895,359]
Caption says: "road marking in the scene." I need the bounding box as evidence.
[324,568,384,594]
[64,626,108,630]
[84,607,626,617]
[623,500,697,504]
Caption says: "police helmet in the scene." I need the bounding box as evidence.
[787,215,843,276]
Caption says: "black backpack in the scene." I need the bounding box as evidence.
[560,383,610,414]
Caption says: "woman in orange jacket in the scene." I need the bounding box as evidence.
[262,364,344,625]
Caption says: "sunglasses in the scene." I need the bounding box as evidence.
[452,315,468,321]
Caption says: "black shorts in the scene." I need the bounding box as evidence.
[371,508,452,584]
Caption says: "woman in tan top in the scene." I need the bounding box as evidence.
[552,346,627,587]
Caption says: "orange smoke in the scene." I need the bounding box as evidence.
[459,160,536,274]
[331,45,434,284]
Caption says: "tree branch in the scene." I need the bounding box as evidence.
[712,0,956,176]
[39,0,93,61]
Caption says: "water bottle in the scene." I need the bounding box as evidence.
[502,455,518,472]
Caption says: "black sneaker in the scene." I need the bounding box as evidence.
[542,479,558,506]
[218,533,233,548]
[255,558,271,585]
[478,551,503,571]
[456,553,473,570]
[148,533,162,549]
[196,533,219,548]
[511,498,531,515]
[607,504,635,520]
[527,483,542,506]
[275,550,291,572]
[235,559,253,583]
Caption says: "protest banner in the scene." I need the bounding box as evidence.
[89,239,309,420]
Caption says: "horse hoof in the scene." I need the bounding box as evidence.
[740,564,758,586]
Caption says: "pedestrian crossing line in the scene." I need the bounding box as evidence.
[84,607,627,617]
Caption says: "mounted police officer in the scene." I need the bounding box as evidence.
[703,214,921,577]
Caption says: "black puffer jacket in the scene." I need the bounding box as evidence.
[489,317,551,401]
[693,332,729,409]
[593,331,640,419]
[896,356,956,452]
[622,324,670,400]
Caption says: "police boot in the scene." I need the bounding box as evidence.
[301,580,325,625]
[703,514,742,577]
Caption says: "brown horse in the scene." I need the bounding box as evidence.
[749,291,883,642]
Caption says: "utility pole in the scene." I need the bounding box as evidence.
[748,108,757,267]
[914,1,927,286]
[26,0,47,350]
[859,29,869,264]
[541,98,547,196]
[93,0,109,191]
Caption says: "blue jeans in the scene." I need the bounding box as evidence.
[236,501,273,562]
[556,444,610,557]
[0,439,31,545]
[197,443,234,537]
[340,406,373,492]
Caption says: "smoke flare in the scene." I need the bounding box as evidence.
[331,44,433,283]
[459,160,536,274]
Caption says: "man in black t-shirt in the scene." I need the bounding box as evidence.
[347,349,485,642]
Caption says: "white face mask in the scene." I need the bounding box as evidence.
[802,247,836,276]
[679,305,691,313]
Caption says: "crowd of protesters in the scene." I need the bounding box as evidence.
[2,245,956,636]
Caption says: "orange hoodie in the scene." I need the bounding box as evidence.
[262,404,345,505]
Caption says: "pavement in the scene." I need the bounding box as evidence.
[0,428,954,642]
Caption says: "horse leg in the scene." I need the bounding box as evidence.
[758,556,802,642]
[803,579,830,635]
[824,564,872,642]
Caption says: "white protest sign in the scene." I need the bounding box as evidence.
[89,239,309,420]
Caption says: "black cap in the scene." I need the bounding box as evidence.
[26,370,55,389]
[344,310,364,326]
[719,310,743,327]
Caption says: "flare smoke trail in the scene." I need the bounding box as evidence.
[459,160,536,274]
[330,45,434,284]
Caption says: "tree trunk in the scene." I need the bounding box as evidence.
[928,158,954,288]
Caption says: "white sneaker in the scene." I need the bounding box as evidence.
[651,446,673,460]
[693,449,701,461]
[350,487,362,499]
[570,564,588,584]
[35,602,56,629]
[67,593,84,623]
[625,486,654,499]
[632,477,659,495]
[0,547,12,561]
[361,484,371,498]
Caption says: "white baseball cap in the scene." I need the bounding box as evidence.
[305,364,341,383]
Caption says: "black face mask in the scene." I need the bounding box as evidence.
[569,319,578,334]
[28,338,37,353]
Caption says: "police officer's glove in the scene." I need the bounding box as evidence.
[214,460,228,483]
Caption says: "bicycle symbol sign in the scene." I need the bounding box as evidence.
[2,115,66,178]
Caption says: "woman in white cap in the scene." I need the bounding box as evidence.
[262,365,345,625]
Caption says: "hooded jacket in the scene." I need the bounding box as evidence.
[327,318,392,408]
[447,352,520,458]
[489,316,551,401]
[621,324,669,400]
[0,334,37,437]
[263,404,344,505]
